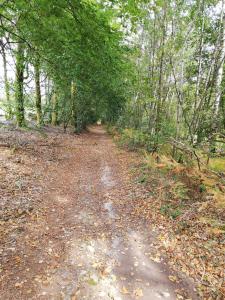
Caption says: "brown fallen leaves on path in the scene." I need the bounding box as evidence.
[0,125,221,299]
[131,155,225,300]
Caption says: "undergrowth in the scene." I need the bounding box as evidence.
[108,126,225,299]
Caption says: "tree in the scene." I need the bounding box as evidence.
[119,0,225,153]
[34,55,42,126]
[15,41,25,127]
[0,39,12,119]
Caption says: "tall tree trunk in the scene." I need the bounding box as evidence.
[213,6,225,122]
[34,56,42,126]
[71,80,77,132]
[193,0,205,134]
[51,91,58,125]
[155,4,167,144]
[45,77,52,122]
[174,52,184,153]
[15,41,25,127]
[195,0,205,103]
[0,42,12,119]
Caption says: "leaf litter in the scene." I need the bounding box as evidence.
[0,125,212,299]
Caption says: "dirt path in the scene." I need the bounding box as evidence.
[0,126,197,300]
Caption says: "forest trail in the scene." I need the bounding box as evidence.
[0,126,196,300]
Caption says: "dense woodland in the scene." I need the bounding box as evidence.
[0,1,225,299]
[0,0,131,130]
[0,0,225,157]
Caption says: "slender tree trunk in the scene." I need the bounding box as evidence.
[34,56,42,126]
[71,80,77,132]
[192,0,205,135]
[51,91,58,125]
[15,42,25,127]
[45,77,52,122]
[195,0,205,104]
[0,42,12,119]
[45,76,49,105]
[213,9,225,120]
[155,4,167,142]
[174,51,184,154]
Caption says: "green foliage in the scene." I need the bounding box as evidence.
[172,182,190,200]
[118,128,151,150]
[0,0,132,128]
[0,0,225,150]
[116,0,225,157]
[160,204,182,220]
[199,184,207,193]
[136,174,148,184]
[208,157,225,172]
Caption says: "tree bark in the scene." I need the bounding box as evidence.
[0,41,12,119]
[213,3,225,121]
[15,41,25,127]
[34,56,42,126]
[71,80,77,132]
[155,3,167,141]
[51,91,58,126]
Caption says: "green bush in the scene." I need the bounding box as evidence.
[118,128,152,150]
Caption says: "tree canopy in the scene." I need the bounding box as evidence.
[0,0,224,148]
[0,0,131,129]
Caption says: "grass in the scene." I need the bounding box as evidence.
[208,157,225,172]
[160,204,182,219]
[172,181,190,200]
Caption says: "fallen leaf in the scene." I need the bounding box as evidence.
[134,288,143,298]
[88,278,97,286]
[121,286,129,294]
[168,275,178,282]
[15,282,23,288]
[150,256,161,263]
